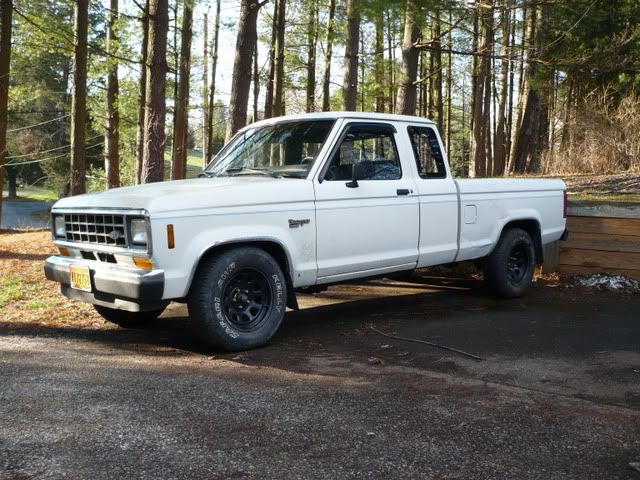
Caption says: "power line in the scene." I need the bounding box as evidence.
[5,134,103,160]
[7,114,70,133]
[8,110,67,115]
[5,152,68,166]
[4,142,104,167]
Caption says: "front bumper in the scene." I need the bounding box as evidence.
[44,256,166,312]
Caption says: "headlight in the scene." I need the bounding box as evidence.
[130,219,148,245]
[54,216,66,238]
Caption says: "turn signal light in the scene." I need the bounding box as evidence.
[133,257,154,270]
[58,247,70,257]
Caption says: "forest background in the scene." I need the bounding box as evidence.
[0,0,638,224]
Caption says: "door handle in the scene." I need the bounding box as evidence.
[396,189,410,196]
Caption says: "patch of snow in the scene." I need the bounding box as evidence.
[574,274,640,292]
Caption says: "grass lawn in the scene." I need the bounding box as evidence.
[164,149,205,180]
[2,185,58,202]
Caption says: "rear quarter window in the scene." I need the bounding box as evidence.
[407,126,447,179]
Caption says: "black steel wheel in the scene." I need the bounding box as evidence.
[483,227,536,298]
[222,269,272,332]
[507,244,530,284]
[188,246,287,351]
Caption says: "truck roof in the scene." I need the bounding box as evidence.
[244,111,436,130]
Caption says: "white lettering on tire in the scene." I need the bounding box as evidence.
[272,274,283,313]
[217,262,236,288]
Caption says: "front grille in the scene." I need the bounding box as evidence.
[64,213,128,247]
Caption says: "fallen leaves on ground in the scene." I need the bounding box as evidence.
[0,229,101,329]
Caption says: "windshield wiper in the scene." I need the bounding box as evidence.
[197,171,215,178]
[221,167,282,178]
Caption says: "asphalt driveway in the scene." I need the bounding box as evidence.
[1,274,639,479]
[0,199,52,229]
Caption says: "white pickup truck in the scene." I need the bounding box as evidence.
[45,112,567,350]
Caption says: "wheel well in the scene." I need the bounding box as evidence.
[501,219,543,264]
[195,240,299,310]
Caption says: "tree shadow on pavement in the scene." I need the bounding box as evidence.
[0,277,499,362]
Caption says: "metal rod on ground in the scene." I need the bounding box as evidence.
[369,326,484,361]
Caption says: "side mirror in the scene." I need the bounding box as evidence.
[346,160,375,188]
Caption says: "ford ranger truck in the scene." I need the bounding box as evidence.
[45,112,567,351]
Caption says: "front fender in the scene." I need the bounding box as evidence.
[150,206,317,299]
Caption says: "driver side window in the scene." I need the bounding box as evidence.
[324,124,401,181]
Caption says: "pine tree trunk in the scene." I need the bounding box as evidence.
[135,0,150,185]
[506,4,517,167]
[445,10,453,156]
[105,0,120,189]
[374,14,385,113]
[395,0,419,115]
[225,0,261,141]
[343,0,360,111]
[418,50,425,117]
[427,36,434,119]
[170,1,178,171]
[171,0,193,181]
[70,0,88,195]
[560,75,573,150]
[461,72,467,168]
[359,30,365,111]
[469,0,494,178]
[272,0,286,117]
[321,0,336,111]
[206,0,221,163]
[513,90,542,173]
[202,11,209,167]
[264,0,278,118]
[470,10,478,135]
[493,0,511,176]
[6,167,16,199]
[141,0,168,184]
[546,70,558,169]
[509,6,528,171]
[0,0,12,225]
[386,8,395,113]
[511,5,545,174]
[432,12,443,131]
[305,1,317,113]
[253,47,260,121]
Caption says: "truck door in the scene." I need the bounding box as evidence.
[313,122,419,280]
[406,125,459,267]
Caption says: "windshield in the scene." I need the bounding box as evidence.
[203,120,335,179]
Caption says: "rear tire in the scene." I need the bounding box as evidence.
[483,227,536,298]
[94,305,165,328]
[187,247,287,351]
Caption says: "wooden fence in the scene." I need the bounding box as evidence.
[556,215,640,280]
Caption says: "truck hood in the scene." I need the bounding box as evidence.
[51,177,314,215]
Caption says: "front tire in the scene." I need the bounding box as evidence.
[94,305,166,328]
[187,247,287,351]
[483,227,536,298]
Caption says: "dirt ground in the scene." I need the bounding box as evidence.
[1,231,640,479]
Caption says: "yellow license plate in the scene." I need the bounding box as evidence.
[69,265,92,292]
